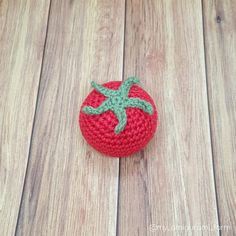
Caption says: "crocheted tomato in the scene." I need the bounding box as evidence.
[79,77,158,157]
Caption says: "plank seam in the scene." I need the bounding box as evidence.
[14,0,53,235]
[201,0,221,235]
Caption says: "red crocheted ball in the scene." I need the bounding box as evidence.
[79,78,158,157]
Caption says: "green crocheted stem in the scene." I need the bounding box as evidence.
[113,108,127,134]
[124,98,153,114]
[119,76,140,96]
[82,77,153,134]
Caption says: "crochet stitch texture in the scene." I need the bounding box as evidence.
[79,78,158,157]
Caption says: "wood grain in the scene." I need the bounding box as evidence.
[203,0,236,234]
[118,0,219,235]
[15,0,125,235]
[0,0,50,235]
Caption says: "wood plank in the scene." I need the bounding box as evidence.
[118,0,219,235]
[0,0,50,235]
[203,0,236,234]
[16,0,125,235]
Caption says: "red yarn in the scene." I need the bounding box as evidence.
[79,81,158,157]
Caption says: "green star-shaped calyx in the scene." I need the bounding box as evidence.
[82,77,153,134]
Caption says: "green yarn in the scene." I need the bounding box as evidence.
[82,77,153,134]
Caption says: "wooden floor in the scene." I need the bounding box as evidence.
[0,0,235,235]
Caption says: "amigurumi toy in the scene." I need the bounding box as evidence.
[79,77,158,157]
